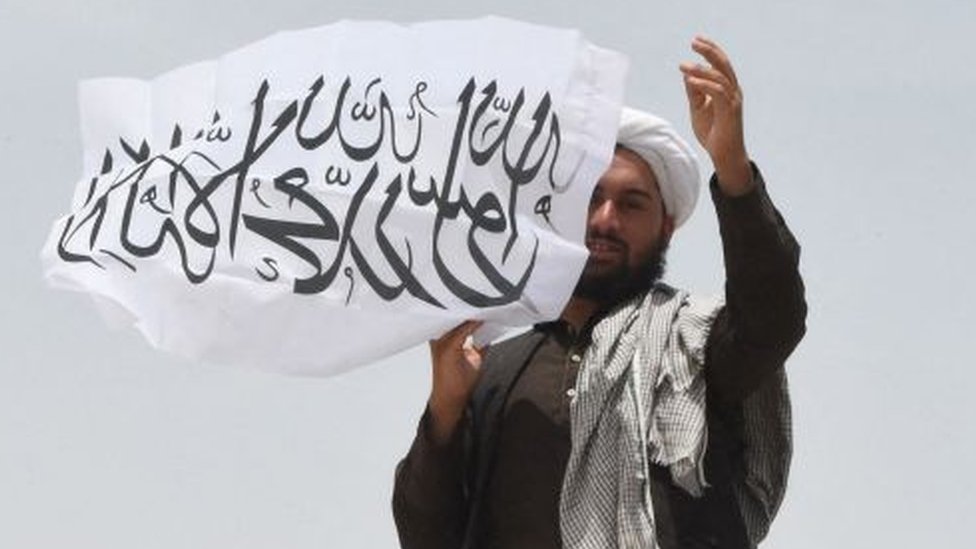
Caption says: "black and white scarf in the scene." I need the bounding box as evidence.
[559,283,791,548]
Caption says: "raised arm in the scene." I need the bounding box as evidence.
[680,37,806,401]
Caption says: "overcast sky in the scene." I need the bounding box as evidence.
[2,1,974,547]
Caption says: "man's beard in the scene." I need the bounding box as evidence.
[572,241,669,306]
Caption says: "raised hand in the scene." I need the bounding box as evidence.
[427,320,488,444]
[680,36,755,195]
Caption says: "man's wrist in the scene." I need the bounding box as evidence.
[427,396,466,445]
[713,152,755,196]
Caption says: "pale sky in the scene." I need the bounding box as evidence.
[2,1,974,547]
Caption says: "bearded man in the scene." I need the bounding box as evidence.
[392,37,807,549]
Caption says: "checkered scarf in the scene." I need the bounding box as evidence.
[559,283,791,548]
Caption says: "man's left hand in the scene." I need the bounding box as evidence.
[680,36,755,196]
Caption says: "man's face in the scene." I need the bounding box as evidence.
[573,147,674,303]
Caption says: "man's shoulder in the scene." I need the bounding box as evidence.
[647,282,725,318]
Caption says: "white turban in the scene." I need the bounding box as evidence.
[616,107,701,228]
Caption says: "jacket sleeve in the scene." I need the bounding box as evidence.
[704,165,807,402]
[392,405,471,549]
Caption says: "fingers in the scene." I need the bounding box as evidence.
[690,35,738,87]
[430,320,484,360]
[435,320,483,346]
[463,341,490,365]
[679,62,735,98]
[680,36,742,112]
[682,71,708,110]
[682,74,731,103]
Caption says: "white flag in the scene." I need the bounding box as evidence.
[41,17,628,375]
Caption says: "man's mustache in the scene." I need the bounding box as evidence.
[585,232,627,251]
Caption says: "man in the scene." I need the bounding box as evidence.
[392,37,806,549]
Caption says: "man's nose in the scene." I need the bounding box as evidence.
[588,200,619,233]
